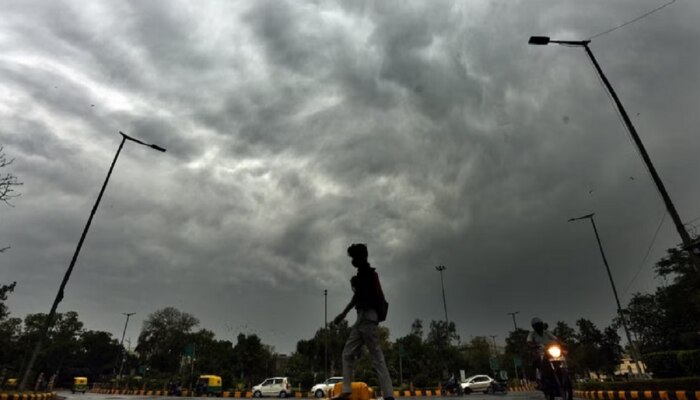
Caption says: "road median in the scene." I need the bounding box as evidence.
[575,390,700,400]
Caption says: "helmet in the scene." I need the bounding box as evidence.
[531,317,543,327]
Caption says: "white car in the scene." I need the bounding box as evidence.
[311,377,343,398]
[252,377,292,398]
[460,375,494,394]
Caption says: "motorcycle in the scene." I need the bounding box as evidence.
[536,343,573,400]
[441,376,463,396]
[485,379,507,395]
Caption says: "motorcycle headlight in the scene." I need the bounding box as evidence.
[547,345,562,358]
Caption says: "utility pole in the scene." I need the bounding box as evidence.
[18,132,165,391]
[435,265,449,325]
[569,213,645,376]
[117,312,136,379]
[528,36,700,273]
[507,311,519,330]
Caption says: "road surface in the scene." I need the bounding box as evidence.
[58,390,545,400]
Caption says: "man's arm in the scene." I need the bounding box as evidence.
[333,298,355,325]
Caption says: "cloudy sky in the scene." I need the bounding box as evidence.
[2,0,700,354]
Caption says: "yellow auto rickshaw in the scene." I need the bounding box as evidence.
[72,377,88,394]
[196,375,222,397]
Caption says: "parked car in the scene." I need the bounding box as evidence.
[252,377,292,398]
[311,377,343,398]
[460,375,494,394]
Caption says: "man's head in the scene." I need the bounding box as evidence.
[347,243,369,268]
[531,317,545,334]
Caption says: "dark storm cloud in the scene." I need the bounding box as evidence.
[2,0,700,352]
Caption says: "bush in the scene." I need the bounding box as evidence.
[643,350,700,378]
[677,350,700,377]
[575,377,700,391]
[644,352,684,378]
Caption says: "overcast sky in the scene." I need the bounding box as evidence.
[2,0,700,354]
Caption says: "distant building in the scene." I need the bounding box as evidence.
[274,354,289,374]
[615,355,646,376]
[585,355,648,381]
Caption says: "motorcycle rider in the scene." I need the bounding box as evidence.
[527,317,571,399]
[527,317,559,351]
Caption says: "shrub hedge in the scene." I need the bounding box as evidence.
[575,377,700,391]
[644,350,700,378]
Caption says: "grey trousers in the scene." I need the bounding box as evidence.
[342,309,393,397]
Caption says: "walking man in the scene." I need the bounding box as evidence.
[332,243,394,400]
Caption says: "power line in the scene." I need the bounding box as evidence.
[587,0,677,40]
[623,210,667,296]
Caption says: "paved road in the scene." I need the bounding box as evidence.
[58,391,545,400]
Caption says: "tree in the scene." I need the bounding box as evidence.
[624,293,668,353]
[189,329,235,382]
[1,146,22,252]
[599,326,622,377]
[425,320,462,380]
[136,307,199,374]
[410,319,423,339]
[394,330,428,387]
[463,336,491,377]
[552,321,579,373]
[0,316,22,373]
[0,282,16,320]
[231,333,273,388]
[505,328,531,379]
[285,321,350,390]
[75,330,122,381]
[552,321,576,345]
[624,239,700,355]
[573,318,603,375]
[16,311,85,385]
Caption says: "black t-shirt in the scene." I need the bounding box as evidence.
[351,266,379,311]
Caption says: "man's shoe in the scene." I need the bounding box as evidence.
[331,393,352,400]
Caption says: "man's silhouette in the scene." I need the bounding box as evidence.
[332,243,393,400]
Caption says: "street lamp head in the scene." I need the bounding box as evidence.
[528,36,551,45]
[569,212,595,222]
[150,144,167,152]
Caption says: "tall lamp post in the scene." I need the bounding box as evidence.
[568,213,644,375]
[324,289,328,380]
[528,35,700,273]
[507,311,520,331]
[19,132,166,390]
[117,312,136,379]
[435,265,449,325]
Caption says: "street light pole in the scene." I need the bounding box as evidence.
[324,289,328,380]
[528,36,700,273]
[435,265,449,325]
[117,312,136,379]
[569,213,645,375]
[18,132,165,391]
[507,311,519,331]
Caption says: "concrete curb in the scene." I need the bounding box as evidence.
[0,393,57,400]
[575,390,700,400]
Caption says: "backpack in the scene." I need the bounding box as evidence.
[373,271,389,322]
